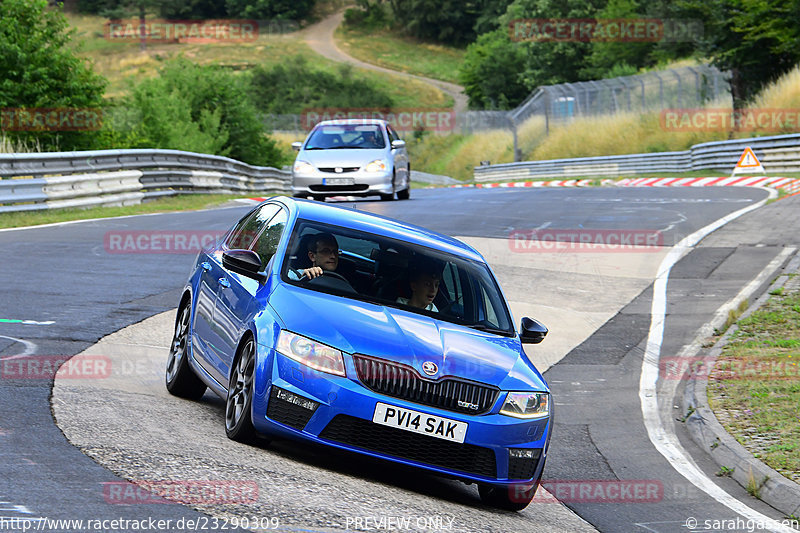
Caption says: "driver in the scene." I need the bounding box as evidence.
[294,233,340,280]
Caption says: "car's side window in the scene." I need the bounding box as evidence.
[387,126,399,143]
[226,204,281,250]
[250,208,288,268]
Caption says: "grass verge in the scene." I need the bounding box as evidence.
[0,194,249,229]
[334,25,466,84]
[707,283,800,484]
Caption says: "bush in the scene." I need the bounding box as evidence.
[249,57,394,114]
[118,58,284,167]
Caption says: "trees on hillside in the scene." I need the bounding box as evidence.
[0,0,107,150]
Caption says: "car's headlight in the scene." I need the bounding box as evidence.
[500,392,549,419]
[293,160,314,174]
[276,331,345,376]
[364,159,387,172]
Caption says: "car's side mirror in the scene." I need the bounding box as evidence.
[222,249,266,283]
[520,317,548,344]
[291,141,303,152]
[391,140,406,149]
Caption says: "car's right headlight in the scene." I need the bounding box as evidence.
[500,392,549,419]
[293,160,314,174]
[276,330,346,376]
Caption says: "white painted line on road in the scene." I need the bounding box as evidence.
[639,188,796,532]
[0,318,55,325]
[0,335,37,356]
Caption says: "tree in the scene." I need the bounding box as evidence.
[224,0,316,21]
[460,29,528,109]
[0,0,107,150]
[683,0,800,107]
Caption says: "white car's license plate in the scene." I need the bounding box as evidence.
[323,177,355,186]
[372,402,468,443]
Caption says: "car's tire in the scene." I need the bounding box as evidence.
[397,187,410,200]
[165,303,207,399]
[478,481,539,511]
[225,337,257,442]
[380,172,397,201]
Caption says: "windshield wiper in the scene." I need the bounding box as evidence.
[465,323,513,336]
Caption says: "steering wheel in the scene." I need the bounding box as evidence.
[321,270,349,283]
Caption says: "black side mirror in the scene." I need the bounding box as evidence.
[520,317,548,344]
[222,249,266,283]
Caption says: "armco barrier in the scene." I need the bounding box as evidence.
[475,133,800,181]
[0,149,291,213]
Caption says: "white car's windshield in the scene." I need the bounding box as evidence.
[281,220,515,336]
[304,124,387,150]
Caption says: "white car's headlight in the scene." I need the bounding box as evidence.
[293,160,314,174]
[500,392,549,419]
[364,159,387,172]
[276,331,346,376]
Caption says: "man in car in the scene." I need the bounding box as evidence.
[293,233,340,280]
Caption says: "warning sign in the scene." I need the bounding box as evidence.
[731,146,765,176]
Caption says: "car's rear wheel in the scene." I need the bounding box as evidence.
[165,303,207,399]
[478,481,539,511]
[225,338,257,442]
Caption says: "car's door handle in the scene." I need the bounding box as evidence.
[201,262,212,271]
[218,277,231,288]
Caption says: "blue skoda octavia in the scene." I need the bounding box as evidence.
[166,197,551,510]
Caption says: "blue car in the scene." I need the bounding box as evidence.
[165,197,551,510]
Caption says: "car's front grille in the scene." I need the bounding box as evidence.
[319,414,498,479]
[308,184,370,192]
[318,167,360,173]
[353,355,499,415]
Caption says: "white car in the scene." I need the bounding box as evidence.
[291,119,411,201]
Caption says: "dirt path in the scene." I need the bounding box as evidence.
[302,11,468,114]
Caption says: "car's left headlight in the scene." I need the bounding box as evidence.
[364,159,387,172]
[276,330,346,376]
[500,392,549,419]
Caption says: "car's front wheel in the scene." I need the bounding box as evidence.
[479,481,539,511]
[165,303,207,399]
[225,338,257,442]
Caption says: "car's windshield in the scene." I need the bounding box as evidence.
[304,124,386,150]
[281,220,514,335]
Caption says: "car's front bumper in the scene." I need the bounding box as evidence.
[252,348,551,486]
[291,170,393,197]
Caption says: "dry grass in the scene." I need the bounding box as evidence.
[0,135,44,154]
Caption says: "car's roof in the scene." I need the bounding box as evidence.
[275,197,484,262]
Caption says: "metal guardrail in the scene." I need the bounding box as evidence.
[0,149,291,213]
[475,133,800,181]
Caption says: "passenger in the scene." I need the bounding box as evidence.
[397,264,441,312]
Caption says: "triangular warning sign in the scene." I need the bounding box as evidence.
[731,146,765,176]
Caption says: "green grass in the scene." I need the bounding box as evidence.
[335,25,466,84]
[707,289,800,484]
[0,194,248,229]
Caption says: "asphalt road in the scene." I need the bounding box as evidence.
[1,186,794,532]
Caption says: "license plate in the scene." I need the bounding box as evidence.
[323,177,355,186]
[372,402,468,443]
